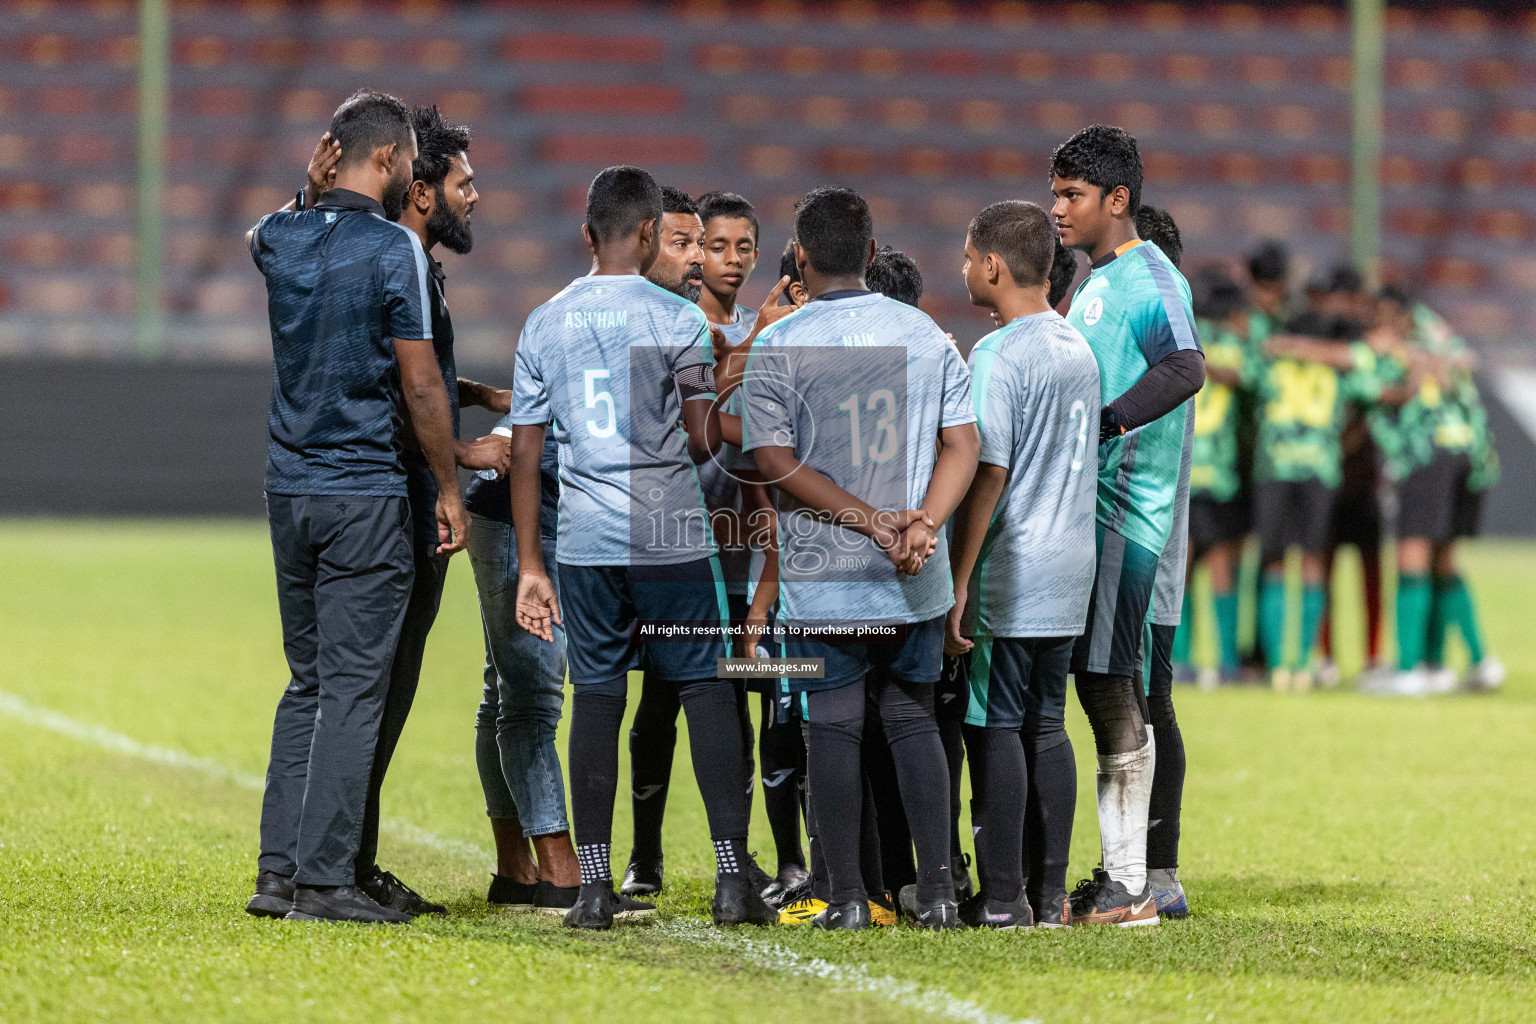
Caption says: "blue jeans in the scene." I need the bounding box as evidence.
[469,516,569,837]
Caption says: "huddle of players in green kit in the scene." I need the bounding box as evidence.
[1173,238,1502,699]
[495,121,1207,933]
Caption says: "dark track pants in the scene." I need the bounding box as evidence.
[258,493,414,886]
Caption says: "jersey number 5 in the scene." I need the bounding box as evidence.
[584,368,616,438]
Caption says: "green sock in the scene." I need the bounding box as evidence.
[1172,590,1192,666]
[1427,578,1452,666]
[1300,585,1326,668]
[1259,575,1287,670]
[1214,590,1240,670]
[1142,621,1154,693]
[1443,573,1486,664]
[1395,573,1432,671]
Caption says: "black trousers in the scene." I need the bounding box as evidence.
[354,528,448,879]
[258,493,413,886]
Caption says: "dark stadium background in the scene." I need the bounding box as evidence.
[2,0,1532,530]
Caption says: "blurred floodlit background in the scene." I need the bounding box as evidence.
[0,0,1533,526]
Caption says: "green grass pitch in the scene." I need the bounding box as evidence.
[2,520,1534,1023]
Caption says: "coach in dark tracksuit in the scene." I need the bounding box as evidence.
[243,90,468,925]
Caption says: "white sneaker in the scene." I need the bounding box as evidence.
[1465,656,1505,691]
[1424,667,1458,694]
[1386,668,1431,697]
[1355,666,1395,694]
[1315,660,1340,688]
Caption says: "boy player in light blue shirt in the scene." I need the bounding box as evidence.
[741,187,979,931]
[509,166,774,931]
[946,200,1101,930]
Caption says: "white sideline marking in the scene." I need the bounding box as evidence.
[1,689,1033,1024]
[659,920,1038,1024]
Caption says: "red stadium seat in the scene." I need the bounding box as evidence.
[502,33,662,65]
[804,96,853,129]
[927,48,982,77]
[56,134,116,166]
[190,86,256,117]
[1289,153,1347,187]
[1380,155,1425,188]
[472,189,528,225]
[1009,50,1056,82]
[0,181,51,213]
[1239,55,1289,89]
[1214,152,1264,185]
[1466,58,1517,91]
[858,47,901,78]
[958,99,1006,134]
[1420,107,1470,143]
[1032,99,1082,134]
[22,33,72,66]
[1474,210,1529,245]
[1110,102,1159,136]
[38,86,96,116]
[1268,104,1318,139]
[87,233,135,269]
[740,144,797,179]
[696,42,751,74]
[879,98,928,131]
[98,34,139,69]
[1142,151,1184,184]
[253,37,305,67]
[522,84,683,117]
[1141,3,1186,32]
[905,146,950,179]
[1087,52,1136,85]
[164,185,214,218]
[718,94,774,126]
[820,145,873,176]
[780,45,825,76]
[282,89,331,123]
[1387,56,1443,92]
[71,183,131,218]
[1387,207,1445,238]
[337,38,384,71]
[1190,103,1240,138]
[496,238,549,272]
[13,232,69,267]
[541,133,705,165]
[23,277,95,315]
[1162,54,1212,88]
[1309,205,1348,235]
[195,280,263,317]
[415,39,462,72]
[1423,258,1488,290]
[176,35,227,68]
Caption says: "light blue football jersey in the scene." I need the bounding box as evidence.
[695,306,759,594]
[739,291,974,625]
[962,311,1101,637]
[1149,401,1194,626]
[1066,240,1199,555]
[510,274,716,566]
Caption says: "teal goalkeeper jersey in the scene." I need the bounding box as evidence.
[1065,240,1200,556]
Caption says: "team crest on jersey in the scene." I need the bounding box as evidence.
[1082,296,1105,326]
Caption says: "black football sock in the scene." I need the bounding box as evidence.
[963,723,1026,903]
[1146,688,1186,871]
[1075,671,1148,756]
[626,674,680,863]
[938,709,967,868]
[878,679,953,905]
[806,683,869,905]
[859,768,886,898]
[1021,712,1075,901]
[569,688,627,884]
[801,718,830,902]
[735,682,757,820]
[678,681,752,848]
[863,714,915,893]
[759,693,806,871]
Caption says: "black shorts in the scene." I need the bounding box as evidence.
[1397,454,1471,543]
[1327,489,1383,551]
[1189,494,1249,553]
[1453,482,1484,539]
[783,614,944,693]
[557,557,729,686]
[1071,524,1160,679]
[937,653,968,725]
[1253,479,1335,564]
[963,634,1075,729]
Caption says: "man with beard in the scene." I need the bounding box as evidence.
[348,104,518,916]
[245,90,466,924]
[622,187,773,898]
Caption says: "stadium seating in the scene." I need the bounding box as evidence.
[0,0,1531,357]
